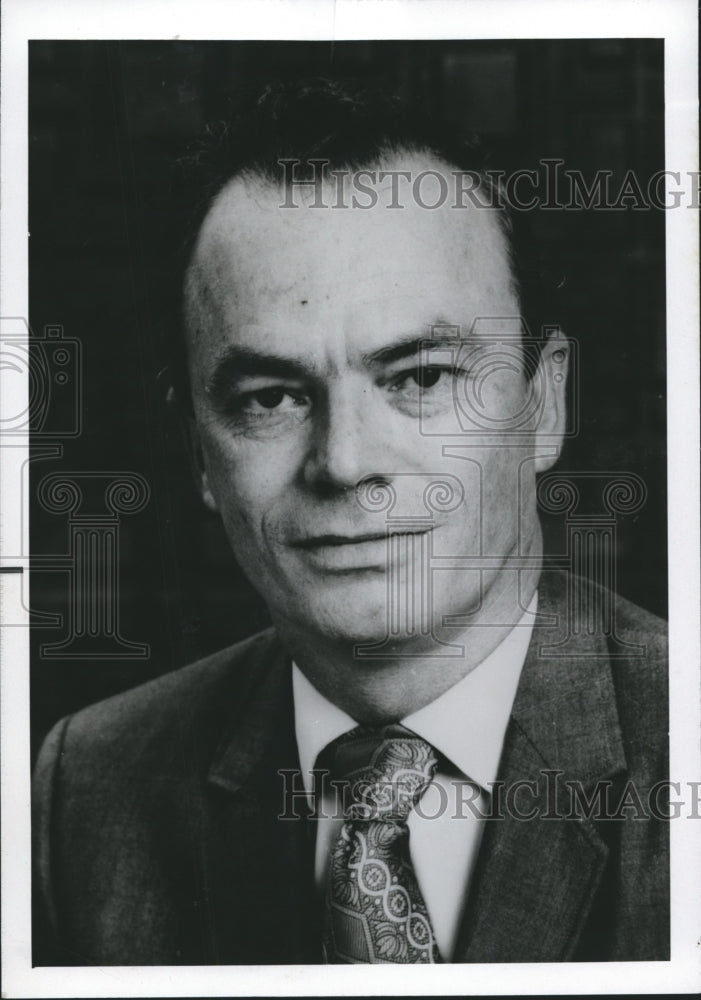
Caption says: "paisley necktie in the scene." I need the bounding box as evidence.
[322,724,442,963]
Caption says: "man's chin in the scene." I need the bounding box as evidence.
[304,607,392,647]
[267,568,463,649]
[275,589,395,648]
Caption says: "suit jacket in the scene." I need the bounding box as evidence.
[32,570,669,965]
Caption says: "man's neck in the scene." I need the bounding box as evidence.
[274,550,541,725]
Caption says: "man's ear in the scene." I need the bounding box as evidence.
[532,330,569,473]
[167,386,219,513]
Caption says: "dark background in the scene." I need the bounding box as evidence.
[30,40,666,759]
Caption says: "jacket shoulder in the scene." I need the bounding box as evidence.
[32,627,287,964]
[546,570,667,667]
[608,589,667,653]
[605,591,668,744]
[35,627,281,777]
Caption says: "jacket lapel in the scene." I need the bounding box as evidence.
[201,635,322,964]
[456,571,628,962]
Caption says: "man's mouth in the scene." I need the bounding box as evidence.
[293,532,390,547]
[289,528,433,571]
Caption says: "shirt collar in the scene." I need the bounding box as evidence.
[293,666,356,794]
[292,592,537,794]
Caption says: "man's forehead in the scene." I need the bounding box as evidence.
[184,151,518,358]
[190,150,511,274]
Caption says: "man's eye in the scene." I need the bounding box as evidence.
[413,366,444,389]
[392,365,451,391]
[239,386,309,413]
[251,387,289,410]
[218,385,311,427]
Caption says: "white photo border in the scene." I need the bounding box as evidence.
[1,0,698,996]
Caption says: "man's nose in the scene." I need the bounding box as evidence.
[302,382,386,492]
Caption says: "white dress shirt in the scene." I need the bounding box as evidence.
[292,593,537,960]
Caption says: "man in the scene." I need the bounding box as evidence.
[33,80,668,965]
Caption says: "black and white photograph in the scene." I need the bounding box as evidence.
[1,1,699,996]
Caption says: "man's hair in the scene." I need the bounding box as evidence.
[164,77,562,407]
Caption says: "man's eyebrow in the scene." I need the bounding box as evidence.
[206,346,313,397]
[206,328,466,396]
[364,330,463,367]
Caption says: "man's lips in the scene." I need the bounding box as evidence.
[290,528,432,548]
[288,528,433,570]
[292,532,391,548]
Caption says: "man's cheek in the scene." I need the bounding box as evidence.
[480,446,524,527]
[203,436,267,505]
[216,500,259,561]
[203,459,264,539]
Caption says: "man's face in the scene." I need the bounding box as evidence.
[184,152,564,648]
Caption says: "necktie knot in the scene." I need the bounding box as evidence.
[327,724,438,822]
